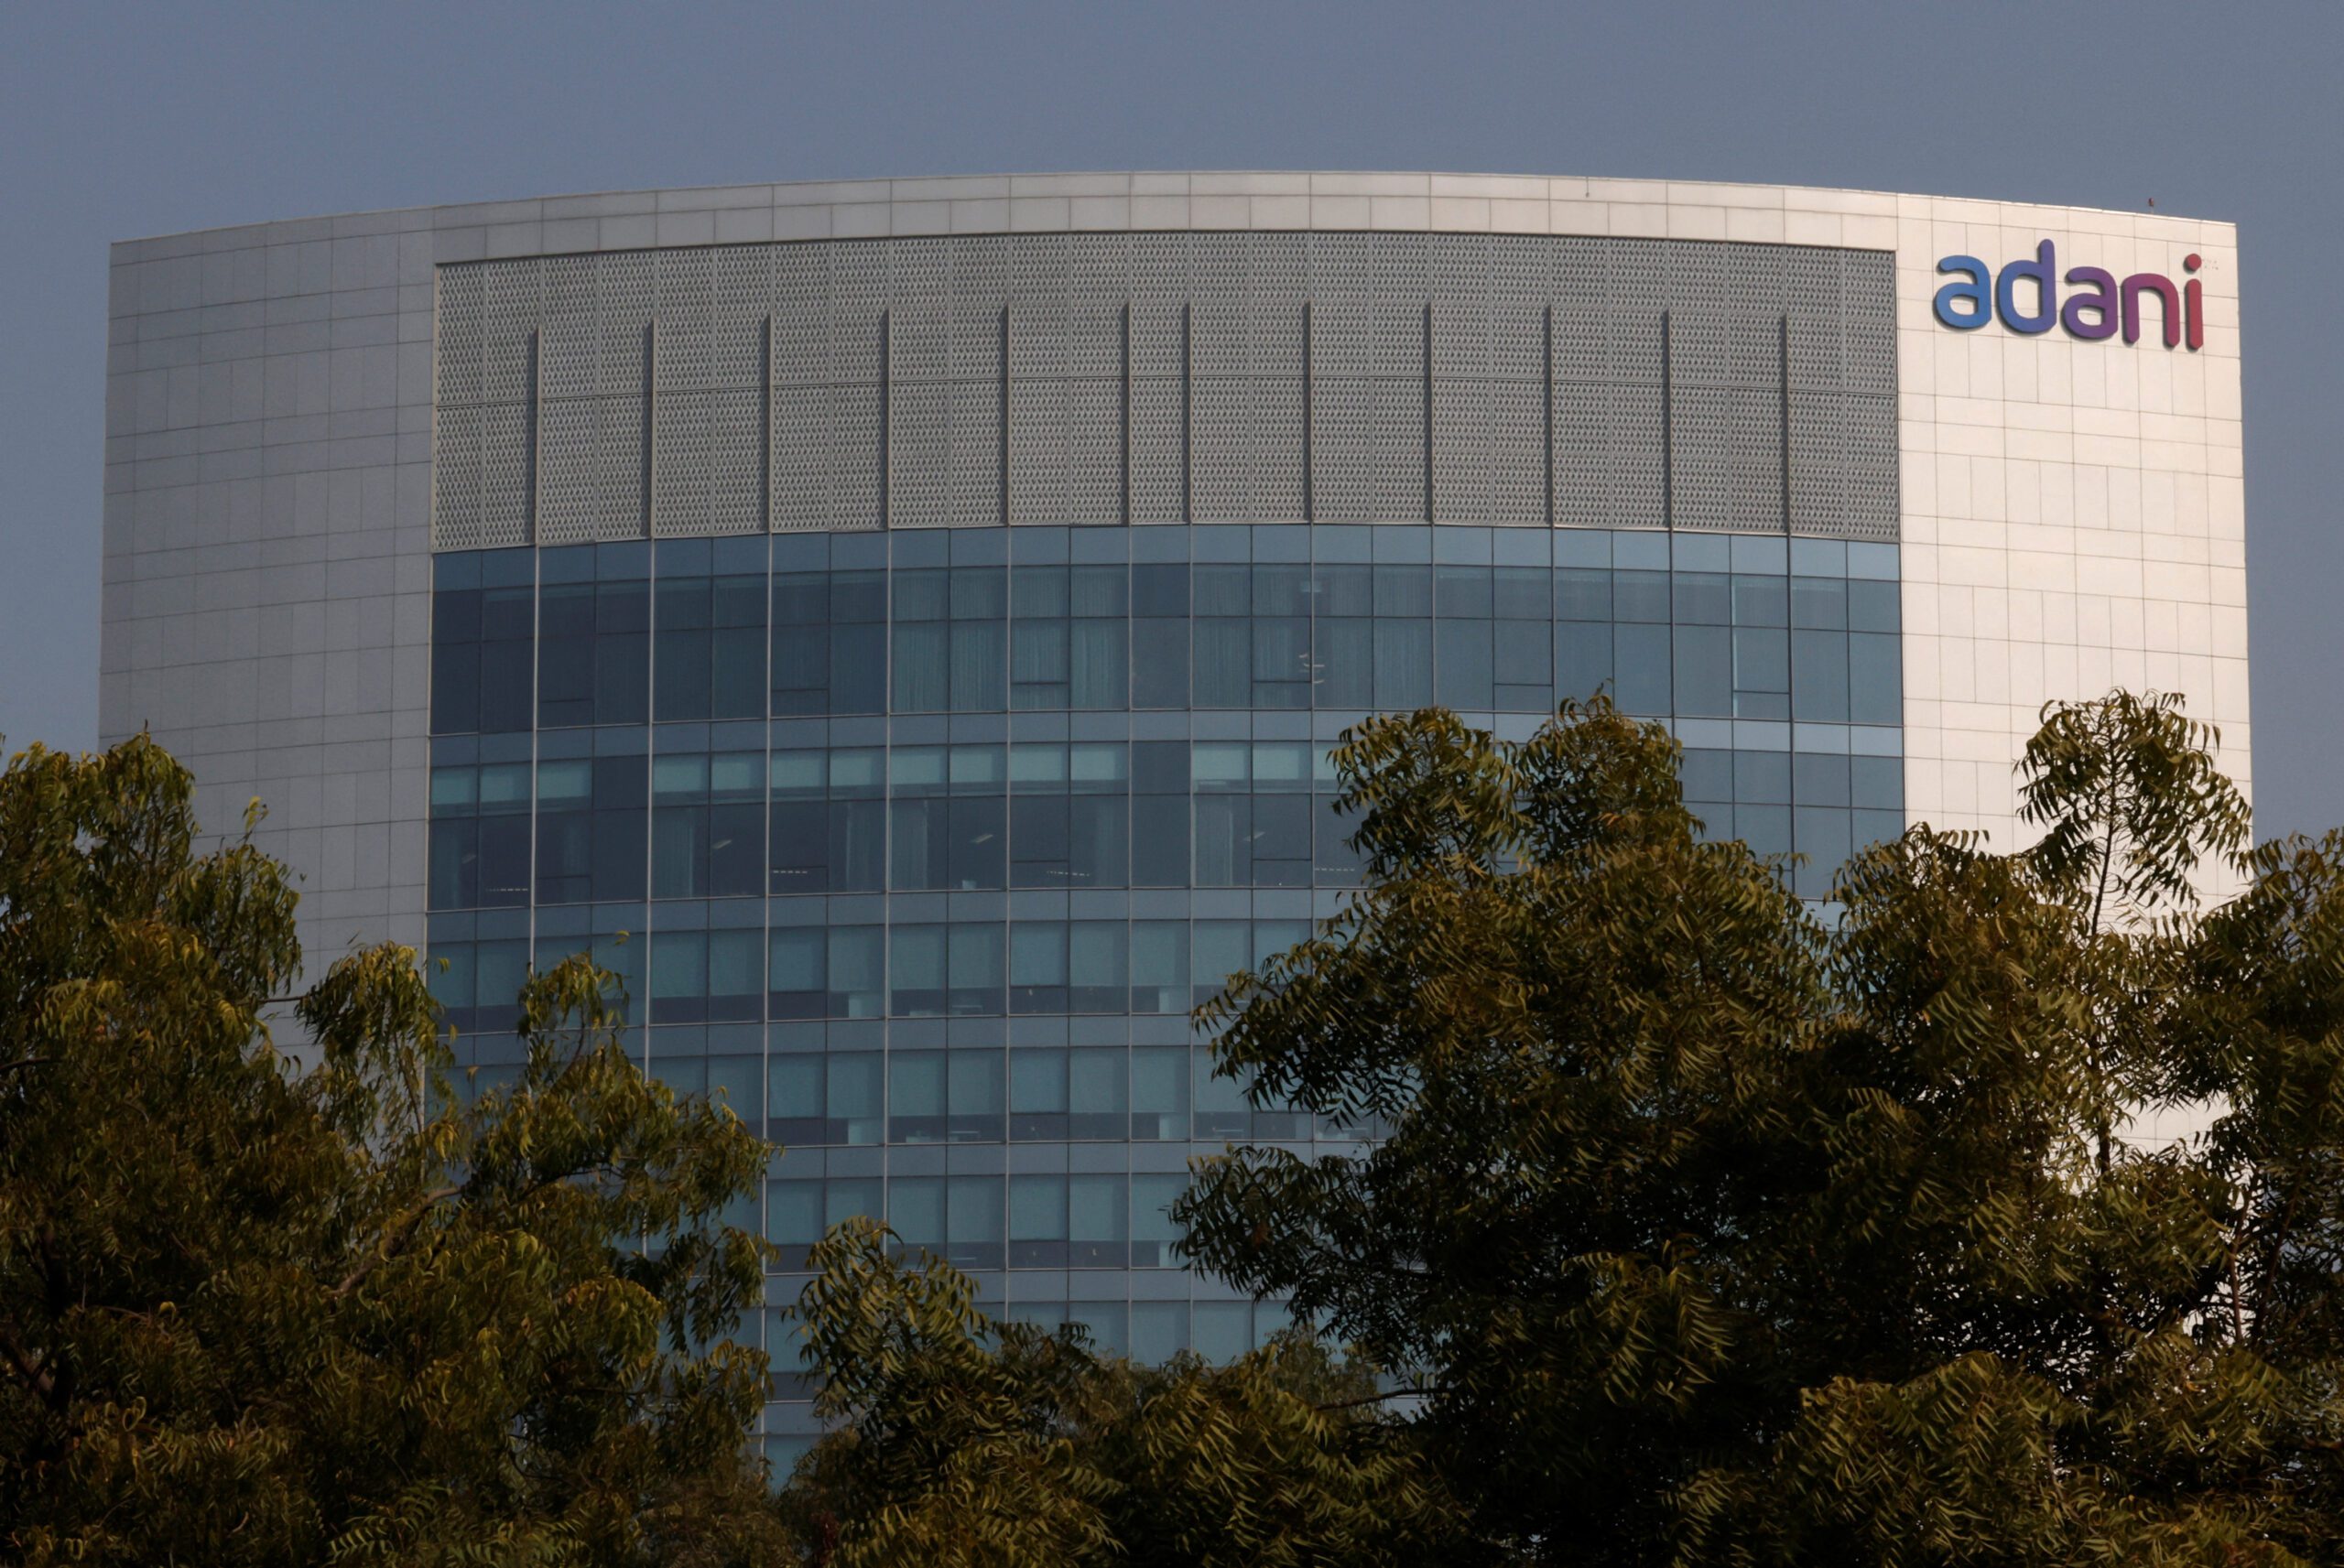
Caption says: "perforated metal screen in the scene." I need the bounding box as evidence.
[431,232,1898,549]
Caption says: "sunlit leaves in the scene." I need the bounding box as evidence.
[0,735,783,1566]
[1176,692,2344,1564]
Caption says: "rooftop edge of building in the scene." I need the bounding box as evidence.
[107,170,2238,264]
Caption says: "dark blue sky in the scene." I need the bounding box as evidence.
[5,2,2338,834]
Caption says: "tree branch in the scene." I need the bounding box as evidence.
[0,1320,66,1420]
[1313,1384,1437,1412]
[331,1184,463,1297]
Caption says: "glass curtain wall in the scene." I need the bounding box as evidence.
[427,521,1904,1452]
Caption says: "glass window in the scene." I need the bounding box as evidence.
[1011,922,1068,1013]
[1069,1046,1127,1139]
[768,1053,824,1145]
[1010,1173,1069,1267]
[1132,1301,1188,1364]
[1069,922,1128,1012]
[889,925,946,1017]
[1673,625,1732,719]
[816,1054,876,1146]
[1131,1173,1188,1267]
[1792,631,1850,722]
[767,1179,824,1269]
[890,1174,945,1256]
[1132,1045,1190,1141]
[1069,1174,1128,1267]
[947,1175,1004,1271]
[946,1051,1005,1141]
[1010,1048,1069,1141]
[1850,633,1902,726]
[828,927,884,1020]
[1131,922,1189,1014]
[768,927,824,1020]
[889,1053,946,1142]
[948,923,1005,1016]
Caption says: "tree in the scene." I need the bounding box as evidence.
[1177,693,2344,1564]
[776,1217,1469,1566]
[0,734,783,1565]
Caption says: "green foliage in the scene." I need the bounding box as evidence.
[2019,687,2252,927]
[0,734,784,1565]
[777,1217,1468,1566]
[1177,692,2344,1564]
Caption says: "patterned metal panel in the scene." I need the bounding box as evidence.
[1008,374,1066,524]
[479,400,533,549]
[1252,373,1308,521]
[1483,379,1546,526]
[1552,378,1608,529]
[1190,377,1247,521]
[1313,375,1375,524]
[483,261,540,407]
[1064,236,1128,381]
[1841,395,1900,540]
[1787,390,1846,536]
[432,230,1901,550]
[596,254,654,397]
[1063,375,1123,524]
[1840,252,1898,397]
[770,385,830,531]
[655,249,713,395]
[1248,233,1308,380]
[948,378,1001,526]
[434,266,485,408]
[770,244,827,388]
[593,394,649,540]
[1606,382,1668,530]
[831,382,886,531]
[1671,384,1734,531]
[1128,375,1186,524]
[1374,373,1427,523]
[430,403,481,548]
[711,246,772,393]
[889,382,950,529]
[708,386,766,535]
[653,389,712,535]
[535,396,598,545]
[539,256,599,400]
[1431,374,1487,523]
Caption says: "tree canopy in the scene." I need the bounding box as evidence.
[0,735,782,1566]
[1177,692,2344,1565]
[776,1217,1465,1567]
[14,689,2344,1566]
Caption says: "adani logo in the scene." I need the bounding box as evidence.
[1934,241,2205,350]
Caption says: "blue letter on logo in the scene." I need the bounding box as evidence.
[1995,240,2057,334]
[1933,255,1991,330]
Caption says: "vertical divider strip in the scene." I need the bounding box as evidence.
[1120,300,1133,524]
[760,315,773,531]
[880,308,892,529]
[1302,299,1315,523]
[643,320,657,538]
[1659,309,1673,533]
[1421,301,1434,523]
[1777,314,1792,537]
[526,327,540,545]
[1180,301,1193,523]
[999,305,1010,527]
[1542,305,1554,527]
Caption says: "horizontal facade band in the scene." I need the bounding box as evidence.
[431,232,1897,551]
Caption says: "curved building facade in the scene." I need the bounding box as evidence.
[100,174,2249,1452]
